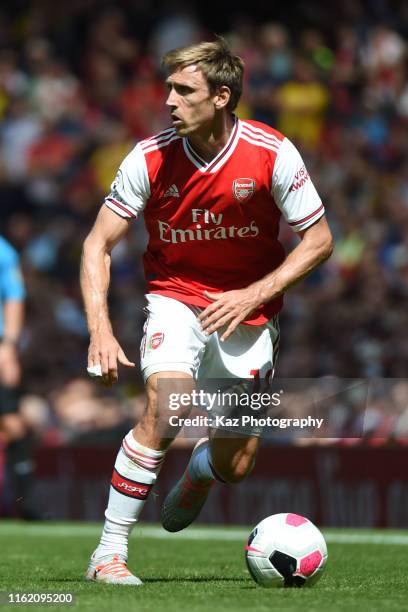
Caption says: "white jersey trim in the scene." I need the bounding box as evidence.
[272,137,324,232]
[142,133,181,154]
[240,125,281,150]
[105,198,136,218]
[240,132,280,153]
[240,121,283,147]
[104,143,150,219]
[288,204,325,229]
[140,127,175,145]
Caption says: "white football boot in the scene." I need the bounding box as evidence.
[85,553,143,585]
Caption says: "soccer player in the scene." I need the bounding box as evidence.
[0,235,37,519]
[81,38,333,585]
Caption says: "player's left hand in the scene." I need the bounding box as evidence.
[199,287,262,342]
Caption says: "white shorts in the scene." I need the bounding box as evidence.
[140,294,280,382]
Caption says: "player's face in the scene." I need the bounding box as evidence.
[165,66,219,136]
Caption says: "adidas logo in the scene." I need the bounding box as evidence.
[163,184,180,198]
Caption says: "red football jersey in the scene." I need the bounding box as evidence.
[105,118,324,325]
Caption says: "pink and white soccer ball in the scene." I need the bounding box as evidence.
[245,513,328,587]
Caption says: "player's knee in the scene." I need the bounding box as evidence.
[145,372,194,411]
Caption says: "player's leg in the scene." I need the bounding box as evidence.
[160,431,260,532]
[0,386,39,519]
[161,316,279,532]
[209,430,259,482]
[87,295,206,584]
[202,315,279,485]
[87,371,193,584]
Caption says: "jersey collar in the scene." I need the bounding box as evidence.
[183,116,241,174]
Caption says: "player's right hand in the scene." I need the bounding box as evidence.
[88,330,135,386]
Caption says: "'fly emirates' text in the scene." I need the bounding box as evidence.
[158,209,260,244]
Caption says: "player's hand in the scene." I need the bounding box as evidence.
[0,342,21,387]
[88,329,135,386]
[199,287,262,342]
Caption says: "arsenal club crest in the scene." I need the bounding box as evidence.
[149,332,164,350]
[232,178,256,203]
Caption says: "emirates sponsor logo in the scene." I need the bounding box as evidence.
[158,209,259,244]
[118,481,149,496]
[149,332,164,350]
[232,178,256,203]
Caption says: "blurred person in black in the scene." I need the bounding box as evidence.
[0,235,39,519]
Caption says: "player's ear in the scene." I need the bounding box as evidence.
[214,85,231,110]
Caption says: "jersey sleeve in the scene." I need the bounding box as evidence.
[104,143,150,219]
[0,240,25,301]
[272,138,324,232]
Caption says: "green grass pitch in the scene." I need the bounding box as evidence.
[1,522,407,611]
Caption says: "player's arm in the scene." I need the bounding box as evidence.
[250,215,333,308]
[0,244,25,387]
[199,137,333,341]
[199,216,332,341]
[80,205,135,386]
[0,298,25,387]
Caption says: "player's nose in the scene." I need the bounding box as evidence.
[165,89,177,108]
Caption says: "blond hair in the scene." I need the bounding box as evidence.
[162,37,244,112]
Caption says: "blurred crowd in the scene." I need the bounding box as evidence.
[1,0,407,445]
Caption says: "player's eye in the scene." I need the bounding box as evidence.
[175,85,194,95]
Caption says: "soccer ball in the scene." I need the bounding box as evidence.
[245,513,327,587]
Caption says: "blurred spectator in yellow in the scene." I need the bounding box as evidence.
[276,57,329,148]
